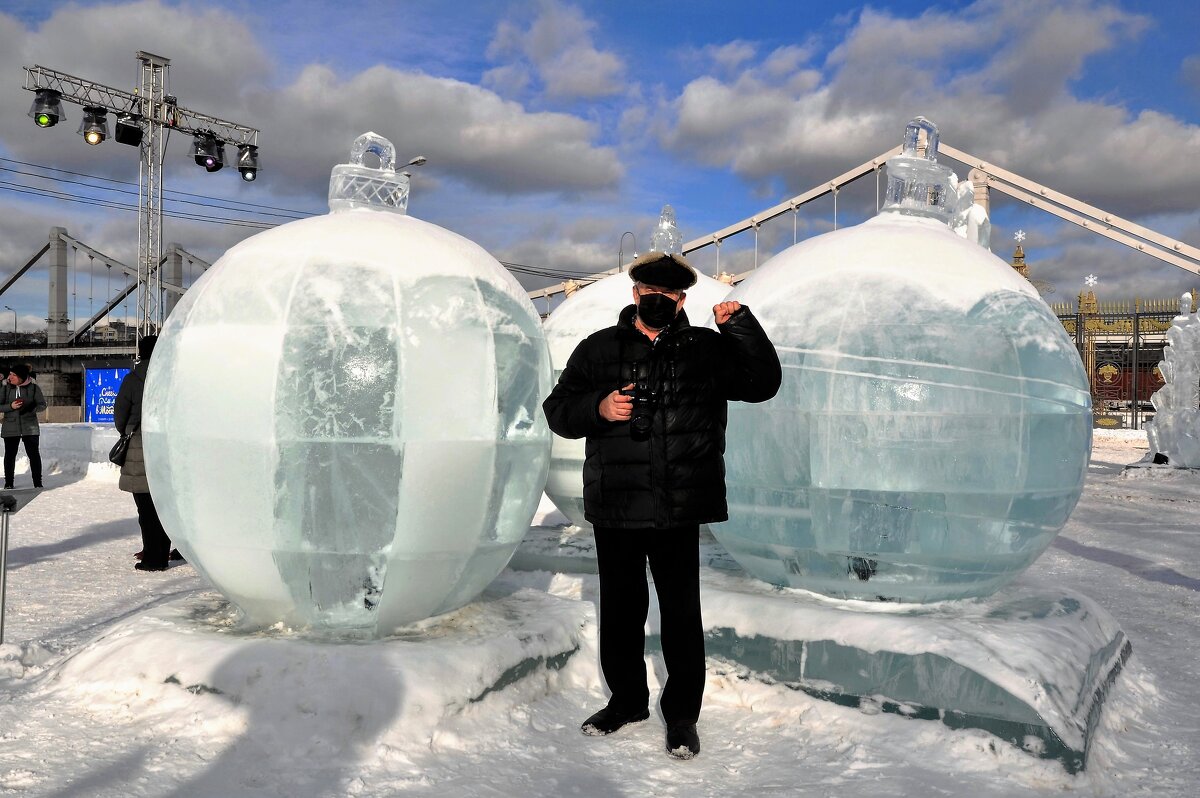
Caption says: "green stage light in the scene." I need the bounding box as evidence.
[28,89,65,128]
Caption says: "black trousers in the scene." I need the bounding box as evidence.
[134,492,171,566]
[592,525,705,725]
[3,435,41,487]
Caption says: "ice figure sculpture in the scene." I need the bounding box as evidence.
[543,206,730,527]
[713,117,1093,602]
[948,172,991,249]
[143,132,552,634]
[1145,293,1200,467]
[650,204,684,254]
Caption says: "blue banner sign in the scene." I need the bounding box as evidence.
[84,368,129,424]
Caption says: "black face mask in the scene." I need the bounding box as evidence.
[636,293,680,330]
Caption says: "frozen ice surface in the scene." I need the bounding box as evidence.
[714,212,1092,602]
[143,136,551,635]
[1145,293,1200,467]
[542,271,731,527]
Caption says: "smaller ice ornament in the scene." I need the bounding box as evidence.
[1145,293,1200,467]
[714,118,1093,602]
[142,133,552,635]
[543,205,730,527]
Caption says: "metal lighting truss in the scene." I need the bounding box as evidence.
[23,53,259,337]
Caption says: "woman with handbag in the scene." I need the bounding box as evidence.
[115,335,174,572]
[1,363,47,489]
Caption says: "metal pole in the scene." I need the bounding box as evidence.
[1131,310,1140,430]
[136,53,168,339]
[1,508,10,644]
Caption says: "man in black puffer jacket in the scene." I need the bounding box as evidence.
[543,250,781,760]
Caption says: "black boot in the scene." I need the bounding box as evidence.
[135,561,168,572]
[665,722,700,759]
[580,704,650,736]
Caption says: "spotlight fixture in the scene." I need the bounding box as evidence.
[78,106,109,145]
[161,95,178,127]
[28,88,65,128]
[191,133,224,172]
[237,144,259,181]
[113,113,144,147]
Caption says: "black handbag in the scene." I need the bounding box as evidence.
[109,424,138,466]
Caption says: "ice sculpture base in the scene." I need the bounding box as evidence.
[510,526,1129,772]
[509,522,599,574]
[660,574,1128,773]
[45,586,586,740]
[1122,453,1200,479]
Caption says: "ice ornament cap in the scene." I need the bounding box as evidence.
[882,116,955,223]
[328,132,410,214]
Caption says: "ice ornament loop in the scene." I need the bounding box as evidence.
[143,132,552,637]
[712,118,1092,603]
[328,132,410,214]
[1145,293,1200,467]
[882,116,955,224]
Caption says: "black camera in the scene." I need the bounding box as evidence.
[622,361,659,440]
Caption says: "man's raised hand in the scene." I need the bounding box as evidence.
[713,301,742,325]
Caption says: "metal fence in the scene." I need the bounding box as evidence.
[1053,304,1178,430]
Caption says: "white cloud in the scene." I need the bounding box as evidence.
[701,41,759,75]
[658,0,1200,221]
[485,1,626,101]
[248,63,622,195]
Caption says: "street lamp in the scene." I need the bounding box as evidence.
[619,231,637,271]
[3,306,15,336]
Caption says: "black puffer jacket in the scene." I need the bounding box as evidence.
[543,304,781,529]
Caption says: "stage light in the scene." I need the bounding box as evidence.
[237,144,259,181]
[207,140,226,173]
[114,113,143,147]
[78,107,109,145]
[192,133,224,172]
[28,89,65,128]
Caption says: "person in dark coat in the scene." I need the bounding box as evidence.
[114,335,173,572]
[542,250,781,759]
[1,362,47,489]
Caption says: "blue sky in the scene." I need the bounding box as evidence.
[0,0,1197,328]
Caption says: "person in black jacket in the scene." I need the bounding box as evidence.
[543,250,781,759]
[114,335,174,572]
[1,362,47,489]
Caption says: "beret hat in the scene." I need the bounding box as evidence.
[628,251,698,290]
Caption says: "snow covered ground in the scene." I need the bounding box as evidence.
[1,429,1197,797]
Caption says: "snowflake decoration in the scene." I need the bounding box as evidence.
[1014,230,1026,243]
[1085,274,1099,287]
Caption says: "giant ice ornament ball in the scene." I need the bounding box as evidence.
[714,118,1093,602]
[542,205,730,527]
[143,132,552,634]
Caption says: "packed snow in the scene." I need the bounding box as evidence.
[0,427,1198,796]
